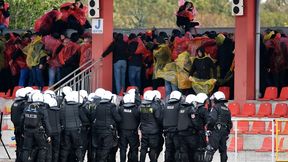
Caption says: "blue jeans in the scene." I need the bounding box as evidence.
[49,67,61,86]
[18,68,29,86]
[113,60,127,94]
[165,80,178,97]
[31,66,44,88]
[0,24,7,32]
[128,66,141,89]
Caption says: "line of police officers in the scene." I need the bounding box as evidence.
[10,86,232,162]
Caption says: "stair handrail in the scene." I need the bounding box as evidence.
[52,59,102,92]
[49,59,94,90]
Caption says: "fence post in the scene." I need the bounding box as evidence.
[235,120,238,162]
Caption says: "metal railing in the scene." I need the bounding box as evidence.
[230,117,288,162]
[49,59,103,94]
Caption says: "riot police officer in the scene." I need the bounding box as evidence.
[163,90,182,162]
[44,95,61,162]
[139,90,163,162]
[118,93,140,162]
[59,91,89,162]
[11,87,33,162]
[193,93,210,162]
[177,94,199,162]
[90,90,121,162]
[21,92,52,162]
[205,91,233,162]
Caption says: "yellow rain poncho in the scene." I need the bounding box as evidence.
[175,51,192,89]
[23,36,47,68]
[153,44,172,79]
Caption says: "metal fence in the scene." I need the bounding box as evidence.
[230,117,288,162]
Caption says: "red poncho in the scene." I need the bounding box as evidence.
[171,36,189,60]
[60,2,74,22]
[58,41,80,65]
[202,39,218,59]
[42,35,62,68]
[79,43,91,70]
[70,6,88,26]
[34,10,62,33]
[0,3,10,27]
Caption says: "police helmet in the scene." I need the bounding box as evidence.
[65,93,74,102]
[127,88,136,96]
[101,90,113,103]
[184,94,197,105]
[79,90,88,99]
[44,97,58,107]
[72,91,84,103]
[88,93,97,102]
[31,92,44,102]
[111,94,118,105]
[153,90,161,100]
[196,93,208,104]
[15,88,28,98]
[62,86,72,96]
[95,88,105,98]
[211,91,226,101]
[24,87,34,94]
[44,90,56,98]
[143,90,155,102]
[28,89,41,102]
[123,93,135,107]
[169,91,182,102]
[43,93,53,103]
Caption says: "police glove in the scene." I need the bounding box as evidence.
[205,130,212,137]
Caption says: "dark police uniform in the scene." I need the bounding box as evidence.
[118,103,140,162]
[177,102,201,162]
[11,98,28,162]
[162,100,181,162]
[59,100,89,162]
[139,100,162,162]
[81,97,101,162]
[90,100,121,162]
[21,102,52,162]
[46,103,61,162]
[206,102,232,162]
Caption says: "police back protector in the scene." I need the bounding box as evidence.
[24,103,41,129]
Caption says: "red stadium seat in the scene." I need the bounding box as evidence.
[256,137,284,152]
[238,103,256,117]
[256,102,272,117]
[7,86,23,99]
[126,86,138,92]
[42,86,49,92]
[258,86,278,101]
[228,102,240,116]
[31,86,39,90]
[231,121,249,134]
[275,87,288,101]
[228,137,243,152]
[157,86,166,99]
[280,122,288,135]
[246,121,266,134]
[270,103,288,118]
[218,86,230,100]
[263,121,282,135]
[143,86,153,93]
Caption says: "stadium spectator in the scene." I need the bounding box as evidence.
[176,0,199,32]
[79,32,92,71]
[34,9,63,36]
[43,33,63,86]
[22,33,47,89]
[58,34,80,80]
[101,33,129,94]
[127,33,143,90]
[9,39,29,86]
[189,47,216,80]
[0,0,10,33]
